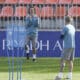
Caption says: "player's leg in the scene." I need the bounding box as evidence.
[56,48,74,80]
[25,36,30,60]
[55,48,73,80]
[66,60,73,80]
[66,48,75,80]
[55,59,65,80]
[68,60,73,72]
[31,36,37,62]
[69,48,74,72]
[55,49,66,80]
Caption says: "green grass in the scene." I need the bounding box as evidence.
[0,57,80,80]
[0,57,80,72]
[0,72,80,80]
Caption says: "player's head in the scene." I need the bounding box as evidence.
[28,6,36,16]
[65,16,73,24]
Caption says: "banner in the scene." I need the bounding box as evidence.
[0,30,80,57]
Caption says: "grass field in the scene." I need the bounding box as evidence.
[0,57,80,80]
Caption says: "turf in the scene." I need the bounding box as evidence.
[0,57,80,80]
[0,57,80,72]
[0,72,80,80]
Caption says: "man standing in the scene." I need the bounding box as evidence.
[25,6,39,62]
[55,16,75,80]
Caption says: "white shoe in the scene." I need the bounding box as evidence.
[54,76,62,80]
[65,75,72,80]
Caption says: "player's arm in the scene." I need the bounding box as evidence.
[60,27,68,39]
[38,17,40,28]
[60,34,65,39]
[25,16,31,28]
[34,15,40,28]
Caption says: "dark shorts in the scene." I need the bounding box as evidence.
[25,35,37,49]
[61,48,75,61]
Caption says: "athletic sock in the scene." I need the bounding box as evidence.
[33,54,36,59]
[67,72,72,79]
[58,72,63,78]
